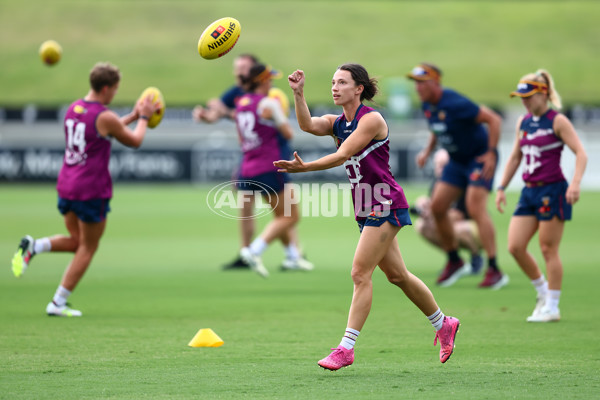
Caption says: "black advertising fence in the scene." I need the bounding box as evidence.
[0,148,191,182]
[4,104,600,188]
[0,147,410,183]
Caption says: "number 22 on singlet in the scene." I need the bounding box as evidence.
[236,111,261,151]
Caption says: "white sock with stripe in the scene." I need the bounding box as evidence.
[531,276,548,298]
[33,237,51,254]
[249,238,268,256]
[285,244,300,260]
[52,285,71,307]
[546,290,561,312]
[339,328,360,350]
[428,308,445,331]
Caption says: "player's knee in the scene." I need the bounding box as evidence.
[386,270,409,287]
[279,202,299,223]
[274,212,298,228]
[287,213,300,227]
[350,264,372,286]
[290,210,300,224]
[430,203,446,219]
[508,242,525,257]
[466,205,484,220]
[69,238,80,251]
[76,245,99,260]
[539,242,558,260]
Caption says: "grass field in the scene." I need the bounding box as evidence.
[1,1,599,106]
[1,184,599,399]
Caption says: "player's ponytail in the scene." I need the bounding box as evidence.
[239,73,255,92]
[240,63,272,93]
[338,63,379,102]
[536,69,562,110]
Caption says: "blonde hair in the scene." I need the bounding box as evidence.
[522,69,562,110]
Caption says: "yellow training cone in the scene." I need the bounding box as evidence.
[188,328,224,347]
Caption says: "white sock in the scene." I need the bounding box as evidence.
[546,290,561,311]
[339,327,360,350]
[52,285,71,307]
[285,244,300,260]
[33,237,52,254]
[249,238,268,256]
[531,276,548,298]
[427,308,445,331]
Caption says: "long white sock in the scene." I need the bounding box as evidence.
[52,285,71,307]
[531,276,548,298]
[33,237,52,254]
[285,244,300,260]
[249,238,268,256]
[339,327,360,350]
[546,290,561,311]
[428,308,445,331]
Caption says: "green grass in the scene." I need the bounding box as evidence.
[1,184,599,399]
[1,1,599,106]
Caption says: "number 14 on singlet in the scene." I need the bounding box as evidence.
[64,118,87,165]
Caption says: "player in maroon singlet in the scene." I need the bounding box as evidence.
[496,69,587,322]
[275,64,460,370]
[11,62,155,317]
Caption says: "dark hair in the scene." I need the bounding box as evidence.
[237,53,260,64]
[337,63,378,102]
[89,62,120,93]
[240,63,269,92]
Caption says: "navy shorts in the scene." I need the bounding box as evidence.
[357,208,412,233]
[514,180,571,221]
[236,171,290,195]
[58,197,111,223]
[441,155,496,191]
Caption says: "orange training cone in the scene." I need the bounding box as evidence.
[188,328,224,347]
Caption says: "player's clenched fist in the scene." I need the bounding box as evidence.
[288,70,305,92]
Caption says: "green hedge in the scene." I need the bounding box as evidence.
[1,1,598,106]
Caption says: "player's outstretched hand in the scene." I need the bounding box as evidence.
[274,151,307,173]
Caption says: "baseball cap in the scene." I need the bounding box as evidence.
[407,64,442,82]
[269,67,282,79]
[251,64,282,83]
[510,80,548,98]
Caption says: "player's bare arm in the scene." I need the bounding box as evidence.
[475,105,502,180]
[288,69,335,136]
[98,95,153,148]
[554,114,587,204]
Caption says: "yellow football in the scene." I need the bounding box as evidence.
[39,40,62,66]
[138,87,165,129]
[197,17,241,60]
[268,87,291,117]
